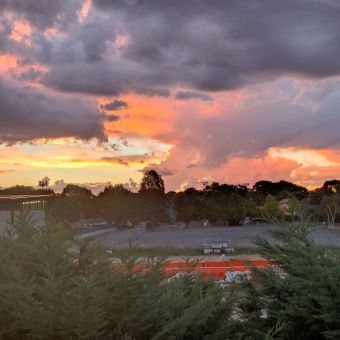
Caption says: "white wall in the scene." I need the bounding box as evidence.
[0,210,45,235]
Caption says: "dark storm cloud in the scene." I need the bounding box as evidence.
[0,77,106,144]
[2,0,340,97]
[103,113,121,122]
[0,0,83,30]
[175,91,213,102]
[42,60,172,97]
[32,0,340,97]
[87,0,340,93]
[74,15,116,63]
[101,99,128,111]
[3,0,340,149]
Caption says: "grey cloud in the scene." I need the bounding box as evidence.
[115,158,130,167]
[0,18,12,52]
[1,7,117,68]
[123,178,138,192]
[90,0,340,91]
[142,165,176,176]
[101,99,128,111]
[3,0,340,154]
[14,67,44,82]
[134,87,170,98]
[71,10,117,63]
[42,60,172,97]
[104,114,121,122]
[119,137,129,147]
[159,168,176,176]
[0,77,106,144]
[100,155,149,167]
[30,0,340,97]
[172,79,340,168]
[111,143,119,151]
[0,0,83,30]
[293,80,340,109]
[4,0,340,97]
[175,91,213,102]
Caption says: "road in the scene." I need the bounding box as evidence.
[96,225,340,248]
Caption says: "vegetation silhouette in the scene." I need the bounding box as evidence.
[1,208,340,338]
[2,172,340,227]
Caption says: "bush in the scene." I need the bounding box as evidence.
[0,215,235,339]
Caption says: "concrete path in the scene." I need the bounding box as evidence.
[76,227,117,239]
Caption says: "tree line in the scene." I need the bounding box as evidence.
[2,172,340,226]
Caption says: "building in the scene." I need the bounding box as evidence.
[0,194,54,234]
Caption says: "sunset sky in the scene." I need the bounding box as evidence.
[1,0,340,192]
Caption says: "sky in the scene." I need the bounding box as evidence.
[1,0,340,192]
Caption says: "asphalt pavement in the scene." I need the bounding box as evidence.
[95,225,340,248]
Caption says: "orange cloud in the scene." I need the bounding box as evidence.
[0,54,18,73]
[157,149,299,191]
[9,20,32,44]
[0,169,15,175]
[101,94,178,143]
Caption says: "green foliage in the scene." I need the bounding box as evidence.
[321,194,340,226]
[253,180,308,201]
[0,215,237,339]
[97,184,138,224]
[261,195,283,221]
[3,210,340,339]
[205,191,247,225]
[175,188,206,222]
[0,216,107,339]
[48,197,82,222]
[235,218,340,339]
[47,184,94,222]
[176,184,255,224]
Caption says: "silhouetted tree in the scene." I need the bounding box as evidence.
[61,184,93,219]
[138,170,166,223]
[97,185,137,224]
[0,185,53,196]
[204,191,247,225]
[253,180,308,202]
[139,169,165,195]
[62,184,92,199]
[48,197,82,223]
[322,179,340,193]
[175,188,205,222]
